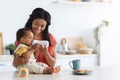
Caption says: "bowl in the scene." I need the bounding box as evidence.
[65,50,76,54]
[77,48,94,54]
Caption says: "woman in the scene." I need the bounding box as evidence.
[25,8,57,67]
[13,8,57,68]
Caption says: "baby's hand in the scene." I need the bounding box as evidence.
[31,44,40,51]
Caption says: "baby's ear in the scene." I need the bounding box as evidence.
[20,37,25,42]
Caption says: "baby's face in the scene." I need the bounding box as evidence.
[23,31,33,46]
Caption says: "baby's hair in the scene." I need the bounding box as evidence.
[16,28,31,41]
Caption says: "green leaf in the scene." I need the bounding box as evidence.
[93,20,109,46]
[5,44,15,50]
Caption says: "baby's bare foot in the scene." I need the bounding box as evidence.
[50,66,61,74]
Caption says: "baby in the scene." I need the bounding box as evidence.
[13,28,60,74]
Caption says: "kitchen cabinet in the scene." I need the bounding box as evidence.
[56,53,99,69]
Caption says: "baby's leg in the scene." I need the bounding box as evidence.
[51,66,61,74]
[44,66,61,74]
[25,62,49,74]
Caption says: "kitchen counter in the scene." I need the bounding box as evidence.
[0,53,98,60]
[0,55,13,61]
[56,53,99,68]
[0,54,98,71]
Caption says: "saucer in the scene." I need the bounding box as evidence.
[73,69,92,75]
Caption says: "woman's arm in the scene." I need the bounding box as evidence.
[12,55,27,68]
[12,49,35,68]
[45,48,56,67]
[39,45,56,67]
[44,34,57,67]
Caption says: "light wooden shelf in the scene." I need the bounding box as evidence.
[53,0,112,5]
[57,53,98,58]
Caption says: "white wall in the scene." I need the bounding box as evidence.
[0,0,114,54]
[100,27,120,67]
[100,3,120,67]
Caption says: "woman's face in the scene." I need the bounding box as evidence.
[32,18,47,35]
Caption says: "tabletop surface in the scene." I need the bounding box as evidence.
[0,64,120,80]
[0,55,120,80]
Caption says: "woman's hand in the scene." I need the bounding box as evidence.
[39,44,48,54]
[12,55,28,68]
[39,45,56,67]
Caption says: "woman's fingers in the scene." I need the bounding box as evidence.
[39,44,48,53]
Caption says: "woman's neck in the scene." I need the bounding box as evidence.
[34,34,43,40]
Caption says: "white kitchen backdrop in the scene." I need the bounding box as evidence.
[0,0,119,57]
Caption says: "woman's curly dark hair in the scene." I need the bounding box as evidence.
[24,8,51,46]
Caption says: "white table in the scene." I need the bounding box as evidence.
[0,64,120,80]
[0,55,120,80]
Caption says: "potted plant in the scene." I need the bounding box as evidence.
[5,43,15,55]
[93,20,109,53]
[93,20,109,46]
